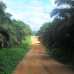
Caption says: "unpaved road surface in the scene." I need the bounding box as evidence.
[12,36,74,74]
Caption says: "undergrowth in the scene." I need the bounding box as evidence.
[0,36,31,74]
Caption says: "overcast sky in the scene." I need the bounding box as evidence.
[3,0,56,31]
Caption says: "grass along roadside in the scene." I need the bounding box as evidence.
[0,36,31,74]
[22,36,31,45]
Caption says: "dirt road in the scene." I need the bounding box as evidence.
[12,36,74,74]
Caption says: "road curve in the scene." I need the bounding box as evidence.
[12,36,74,74]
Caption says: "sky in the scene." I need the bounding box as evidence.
[3,0,56,31]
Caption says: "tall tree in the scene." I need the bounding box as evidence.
[51,0,74,19]
[0,2,32,48]
[0,1,6,23]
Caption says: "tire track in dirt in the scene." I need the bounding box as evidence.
[12,36,74,74]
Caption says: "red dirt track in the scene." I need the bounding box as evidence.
[12,36,74,74]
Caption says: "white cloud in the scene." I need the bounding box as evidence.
[3,0,56,31]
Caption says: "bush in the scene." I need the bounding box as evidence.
[0,40,30,74]
[51,48,62,57]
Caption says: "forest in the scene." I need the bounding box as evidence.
[1,0,74,73]
[0,1,32,48]
[0,1,32,74]
[37,0,74,68]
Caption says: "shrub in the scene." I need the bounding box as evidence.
[0,40,30,74]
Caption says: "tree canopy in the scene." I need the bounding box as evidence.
[37,0,74,65]
[0,1,32,48]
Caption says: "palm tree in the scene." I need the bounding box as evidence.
[0,2,32,48]
[0,1,6,23]
[51,0,74,19]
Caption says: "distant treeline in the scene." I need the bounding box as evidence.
[37,0,74,68]
[32,31,37,35]
[0,1,32,48]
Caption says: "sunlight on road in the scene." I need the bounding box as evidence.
[31,36,41,44]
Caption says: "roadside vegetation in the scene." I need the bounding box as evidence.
[37,0,74,69]
[0,36,31,74]
[0,2,32,48]
[22,36,31,45]
[0,1,32,74]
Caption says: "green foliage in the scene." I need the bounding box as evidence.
[0,38,30,74]
[22,36,31,45]
[51,0,74,19]
[0,2,32,48]
[0,2,32,73]
[37,0,74,68]
[51,48,61,57]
